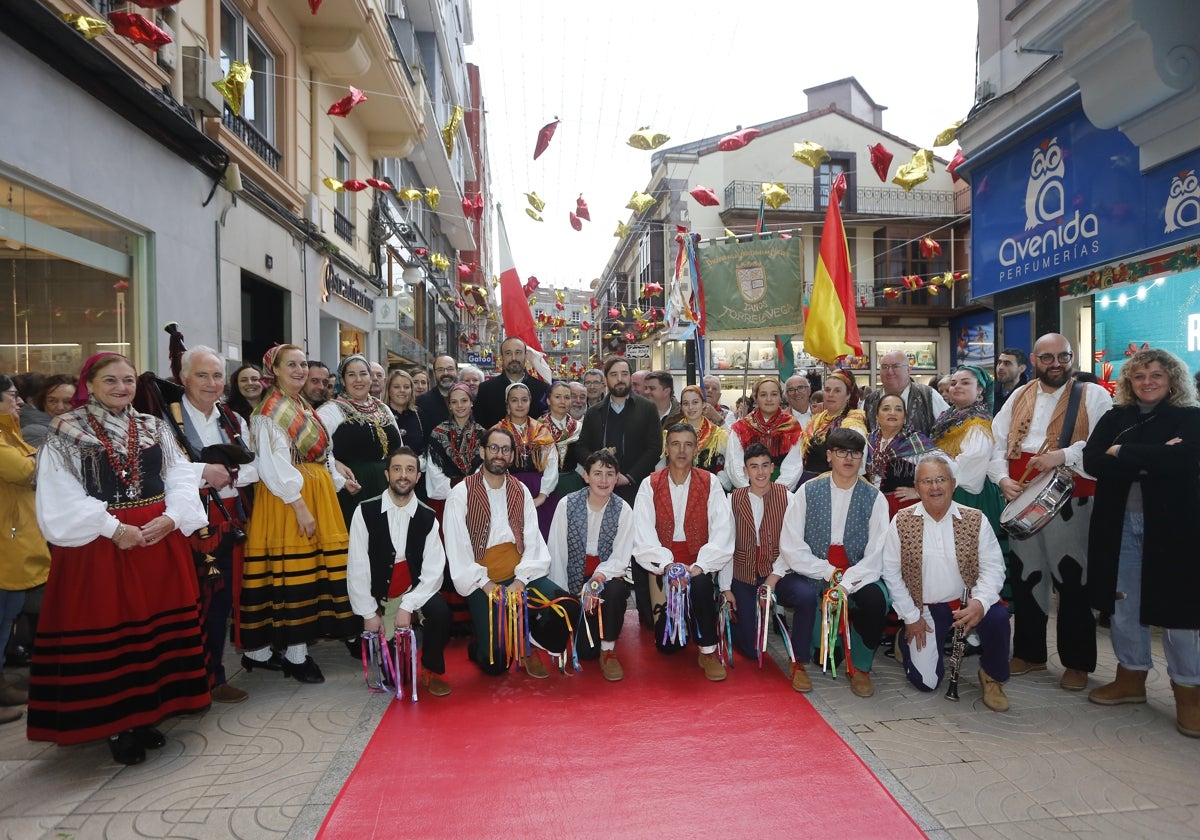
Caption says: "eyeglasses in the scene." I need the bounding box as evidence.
[916,476,951,486]
[486,444,513,454]
[829,448,864,460]
[786,387,809,394]
[1035,352,1074,365]
[879,363,909,372]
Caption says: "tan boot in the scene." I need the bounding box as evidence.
[1172,682,1200,738]
[697,652,727,682]
[790,663,812,693]
[1088,665,1147,706]
[600,651,624,682]
[979,668,1010,712]
[521,654,549,679]
[849,670,874,698]
[0,678,27,706]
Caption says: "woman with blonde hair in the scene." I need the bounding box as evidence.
[726,376,804,488]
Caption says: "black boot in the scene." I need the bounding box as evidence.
[281,656,325,684]
[108,730,146,766]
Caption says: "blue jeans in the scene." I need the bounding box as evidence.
[0,589,26,669]
[1111,513,1200,685]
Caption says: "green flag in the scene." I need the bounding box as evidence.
[695,236,804,337]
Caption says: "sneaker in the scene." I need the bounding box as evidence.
[790,663,812,693]
[211,683,249,704]
[600,651,624,682]
[979,668,1010,712]
[1060,668,1088,692]
[522,653,549,679]
[697,652,727,682]
[849,671,875,698]
[419,670,452,697]
[1009,657,1047,676]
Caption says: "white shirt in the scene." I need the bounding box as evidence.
[987,380,1112,485]
[881,501,1005,625]
[724,428,804,490]
[546,494,634,591]
[442,475,552,595]
[902,383,950,421]
[790,407,812,427]
[182,397,258,499]
[945,422,991,495]
[250,416,344,504]
[346,491,445,616]
[774,478,889,592]
[631,470,734,590]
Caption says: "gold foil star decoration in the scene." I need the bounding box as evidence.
[761,183,790,210]
[892,149,933,192]
[62,13,109,39]
[213,61,252,116]
[441,105,463,158]
[626,192,655,213]
[627,127,670,150]
[933,120,963,147]
[791,141,829,168]
[398,188,423,202]
[424,186,440,211]
[525,192,546,212]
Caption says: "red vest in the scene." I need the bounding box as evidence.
[650,468,711,561]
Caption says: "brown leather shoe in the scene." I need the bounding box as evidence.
[697,652,727,682]
[210,683,248,704]
[791,663,812,693]
[419,670,451,697]
[1060,668,1088,691]
[600,651,624,682]
[1089,665,1147,706]
[522,653,549,679]
[1009,657,1048,676]
[979,668,1010,712]
[849,670,874,698]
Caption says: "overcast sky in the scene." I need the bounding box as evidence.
[466,0,979,292]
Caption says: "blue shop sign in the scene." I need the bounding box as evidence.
[970,108,1200,298]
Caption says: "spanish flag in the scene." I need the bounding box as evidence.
[804,173,862,364]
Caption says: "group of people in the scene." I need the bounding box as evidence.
[2,328,1196,770]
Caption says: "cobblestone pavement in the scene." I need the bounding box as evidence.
[2,618,1197,839]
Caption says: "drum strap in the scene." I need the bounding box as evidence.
[1057,382,1084,522]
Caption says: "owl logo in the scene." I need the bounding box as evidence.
[1024,138,1065,230]
[1164,170,1200,233]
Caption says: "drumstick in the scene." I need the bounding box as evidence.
[1018,440,1052,484]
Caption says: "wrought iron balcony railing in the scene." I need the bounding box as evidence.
[723,181,958,217]
[222,108,281,172]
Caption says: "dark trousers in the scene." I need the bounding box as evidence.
[414,593,451,674]
[576,578,629,661]
[632,563,654,629]
[465,576,581,676]
[729,574,819,661]
[902,601,1011,691]
[653,572,718,652]
[1009,548,1097,672]
[204,549,235,686]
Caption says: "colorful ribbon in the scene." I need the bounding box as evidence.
[580,577,605,650]
[662,563,691,648]
[819,575,856,678]
[716,597,735,669]
[392,627,418,702]
[774,611,797,665]
[361,631,393,694]
[528,586,580,673]
[755,584,775,669]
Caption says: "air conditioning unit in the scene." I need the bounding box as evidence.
[305,193,328,233]
[181,46,224,117]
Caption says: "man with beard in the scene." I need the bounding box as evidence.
[443,427,580,677]
[863,351,949,435]
[994,348,1029,414]
[346,447,451,696]
[988,333,1112,692]
[416,355,460,431]
[582,368,606,408]
[303,361,331,409]
[473,337,548,428]
[567,382,588,420]
[572,356,663,628]
[368,362,387,399]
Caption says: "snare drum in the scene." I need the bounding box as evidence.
[1000,467,1075,539]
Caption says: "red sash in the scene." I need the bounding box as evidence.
[828,544,850,571]
[584,554,601,578]
[670,541,696,567]
[386,558,413,600]
[1008,453,1095,498]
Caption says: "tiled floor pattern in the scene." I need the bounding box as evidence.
[2,620,1197,839]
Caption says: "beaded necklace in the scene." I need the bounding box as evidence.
[87,411,142,500]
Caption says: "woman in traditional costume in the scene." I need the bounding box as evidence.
[424,383,485,516]
[544,380,583,498]
[666,384,730,490]
[317,354,402,528]
[30,353,209,764]
[726,377,804,489]
[930,366,1007,538]
[866,393,937,518]
[495,381,558,536]
[240,345,354,685]
[799,370,867,484]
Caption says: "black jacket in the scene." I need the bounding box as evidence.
[570,394,662,505]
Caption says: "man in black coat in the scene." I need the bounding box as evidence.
[570,356,665,629]
[473,337,549,429]
[416,355,460,431]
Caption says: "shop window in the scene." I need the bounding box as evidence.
[220,2,278,167]
[0,176,139,375]
[877,340,938,371]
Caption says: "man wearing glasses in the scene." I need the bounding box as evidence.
[987,333,1112,692]
[776,428,891,698]
[784,375,813,427]
[443,427,581,678]
[863,351,949,435]
[416,355,460,430]
[882,452,1011,711]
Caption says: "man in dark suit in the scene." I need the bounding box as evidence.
[473,337,548,428]
[571,356,665,628]
[416,355,459,431]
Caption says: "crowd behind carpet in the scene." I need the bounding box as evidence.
[1,332,1198,767]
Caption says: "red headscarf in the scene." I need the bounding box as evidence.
[71,352,124,408]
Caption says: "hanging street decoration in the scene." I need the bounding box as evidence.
[327,86,367,117]
[761,182,791,210]
[525,191,546,212]
[398,188,422,202]
[688,185,720,206]
[424,186,440,210]
[947,148,966,183]
[212,61,251,115]
[341,180,368,192]
[569,212,582,231]
[526,208,544,222]
[575,195,591,221]
[62,13,109,38]
[919,236,942,258]
[933,120,963,147]
[308,0,324,13]
[365,178,393,191]
[441,105,464,158]
[429,253,451,271]
[613,221,630,238]
[791,141,829,168]
[108,12,172,49]
[868,143,893,182]
[892,148,934,191]
[718,127,761,151]
[625,192,655,213]
[126,0,183,7]
[533,117,560,160]
[627,127,670,150]
[322,177,345,192]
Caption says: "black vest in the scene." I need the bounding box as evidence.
[360,494,436,602]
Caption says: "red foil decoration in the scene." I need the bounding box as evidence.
[366,178,393,191]
[717,127,761,151]
[341,180,368,192]
[919,237,942,258]
[328,86,367,117]
[948,148,966,183]
[533,118,559,160]
[689,185,720,206]
[569,212,582,231]
[107,12,172,49]
[868,143,893,182]
[575,195,591,221]
[456,264,473,280]
[126,0,183,8]
[309,0,323,13]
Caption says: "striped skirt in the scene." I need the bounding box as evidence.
[27,499,210,745]
[239,463,355,650]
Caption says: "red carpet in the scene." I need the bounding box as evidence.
[318,613,923,839]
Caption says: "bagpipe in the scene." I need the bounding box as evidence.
[132,322,254,581]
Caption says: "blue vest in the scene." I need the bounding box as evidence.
[801,475,878,565]
[564,488,622,593]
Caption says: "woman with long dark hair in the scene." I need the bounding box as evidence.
[226,364,264,423]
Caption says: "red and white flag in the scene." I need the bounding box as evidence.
[497,207,553,382]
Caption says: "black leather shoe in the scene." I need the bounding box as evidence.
[241,652,285,673]
[281,655,325,684]
[133,726,166,750]
[108,730,146,766]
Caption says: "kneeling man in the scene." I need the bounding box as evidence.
[346,447,452,696]
[882,451,1011,711]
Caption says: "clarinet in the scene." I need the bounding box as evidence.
[944,585,970,701]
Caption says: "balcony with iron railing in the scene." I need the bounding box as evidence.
[222,108,281,172]
[723,181,958,217]
[333,210,354,244]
